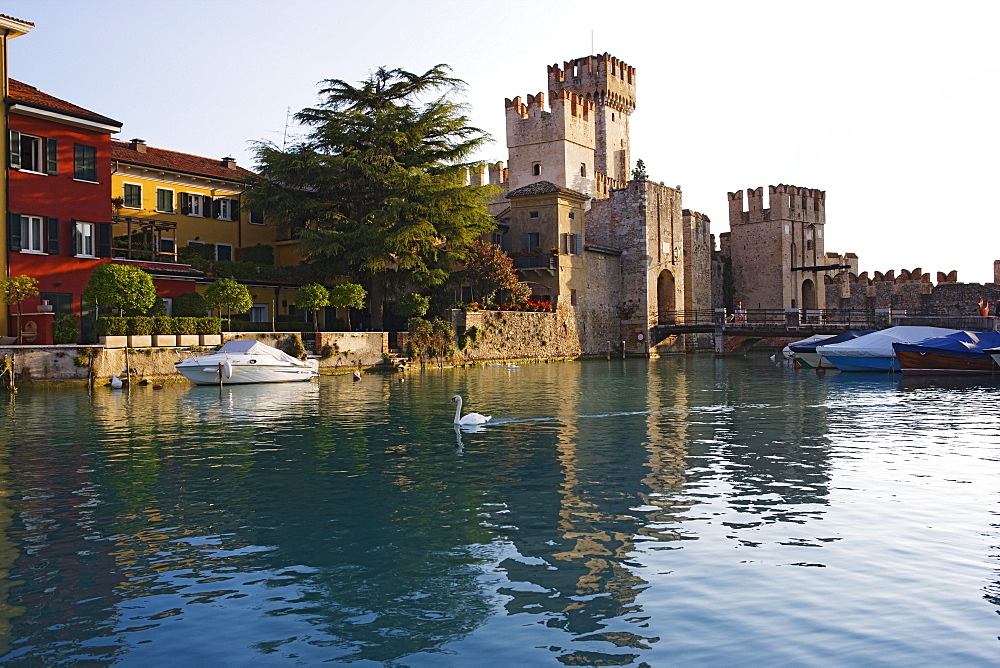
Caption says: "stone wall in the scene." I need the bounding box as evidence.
[2,331,391,383]
[450,309,582,362]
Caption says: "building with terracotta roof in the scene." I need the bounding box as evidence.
[6,78,122,343]
[110,138,305,326]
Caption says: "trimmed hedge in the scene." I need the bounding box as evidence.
[98,316,222,336]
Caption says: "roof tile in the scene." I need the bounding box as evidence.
[8,79,121,128]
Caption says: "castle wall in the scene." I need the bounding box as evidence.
[682,210,713,312]
[727,185,828,310]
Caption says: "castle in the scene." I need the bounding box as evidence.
[471,54,713,353]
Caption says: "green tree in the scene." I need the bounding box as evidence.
[295,283,331,334]
[204,278,253,326]
[464,240,530,307]
[0,275,40,344]
[82,264,157,316]
[391,292,430,319]
[172,291,209,317]
[328,282,367,331]
[244,64,500,330]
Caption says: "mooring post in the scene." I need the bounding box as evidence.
[714,308,727,355]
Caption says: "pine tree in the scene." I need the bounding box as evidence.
[244,65,500,329]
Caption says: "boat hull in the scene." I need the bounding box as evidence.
[794,352,836,368]
[824,355,898,372]
[177,363,317,385]
[896,349,1000,376]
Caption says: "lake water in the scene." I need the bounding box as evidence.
[0,356,998,666]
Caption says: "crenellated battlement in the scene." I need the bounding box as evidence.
[729,184,826,225]
[547,53,636,114]
[593,171,628,199]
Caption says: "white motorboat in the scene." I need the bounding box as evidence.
[176,340,319,385]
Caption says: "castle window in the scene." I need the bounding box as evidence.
[570,289,577,306]
[580,163,587,177]
[568,212,575,219]
[523,232,540,252]
[529,211,539,219]
[611,113,616,122]
[532,163,541,176]
[806,240,813,251]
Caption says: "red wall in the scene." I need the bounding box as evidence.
[8,113,113,315]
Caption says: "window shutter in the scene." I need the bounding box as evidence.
[521,233,529,252]
[180,193,191,215]
[46,217,59,255]
[576,234,583,255]
[231,199,240,222]
[72,220,80,256]
[212,199,221,219]
[8,130,20,170]
[203,196,212,217]
[46,138,58,175]
[8,212,22,251]
[501,234,512,252]
[97,222,112,258]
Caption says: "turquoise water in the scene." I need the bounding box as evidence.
[0,357,998,665]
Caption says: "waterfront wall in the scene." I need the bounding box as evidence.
[450,309,582,362]
[1,331,390,384]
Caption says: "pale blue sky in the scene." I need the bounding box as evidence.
[8,0,998,283]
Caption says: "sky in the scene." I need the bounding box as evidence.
[6,0,998,284]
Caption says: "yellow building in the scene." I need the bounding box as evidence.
[110,139,308,323]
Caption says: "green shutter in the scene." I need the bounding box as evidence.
[46,138,58,175]
[8,212,22,251]
[97,222,112,258]
[8,130,20,170]
[46,217,59,255]
[231,199,240,222]
[212,199,221,219]
[204,196,213,217]
[180,192,191,215]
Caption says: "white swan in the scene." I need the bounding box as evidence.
[451,395,491,426]
[110,374,123,389]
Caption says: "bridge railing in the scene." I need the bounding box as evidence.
[657,308,929,330]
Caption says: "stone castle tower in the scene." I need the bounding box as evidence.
[726,185,827,310]
[504,54,636,196]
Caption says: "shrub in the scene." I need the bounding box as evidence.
[195,317,222,335]
[320,343,335,359]
[172,317,198,335]
[52,313,79,344]
[235,244,274,265]
[128,317,154,336]
[283,334,306,359]
[98,316,128,336]
[152,316,173,335]
[173,292,208,317]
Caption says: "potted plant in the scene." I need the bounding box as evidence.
[152,315,176,347]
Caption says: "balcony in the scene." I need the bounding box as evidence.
[512,254,558,275]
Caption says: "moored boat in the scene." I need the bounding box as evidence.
[176,340,319,385]
[816,326,959,372]
[788,330,875,368]
[893,331,1000,375]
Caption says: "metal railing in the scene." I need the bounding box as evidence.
[657,309,1000,332]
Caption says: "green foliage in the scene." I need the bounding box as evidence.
[283,334,307,359]
[83,264,158,315]
[172,317,198,335]
[0,274,40,309]
[392,292,430,318]
[463,240,530,307]
[52,313,79,345]
[632,158,647,181]
[172,292,209,317]
[146,299,167,317]
[195,318,223,335]
[97,316,127,336]
[204,278,253,318]
[328,283,367,310]
[127,317,154,336]
[320,343,335,359]
[406,317,454,363]
[243,64,500,328]
[235,244,275,265]
[296,283,329,310]
[152,316,173,335]
[178,243,215,263]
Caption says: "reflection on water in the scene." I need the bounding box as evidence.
[0,357,998,665]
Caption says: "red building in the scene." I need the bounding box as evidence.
[6,79,121,341]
